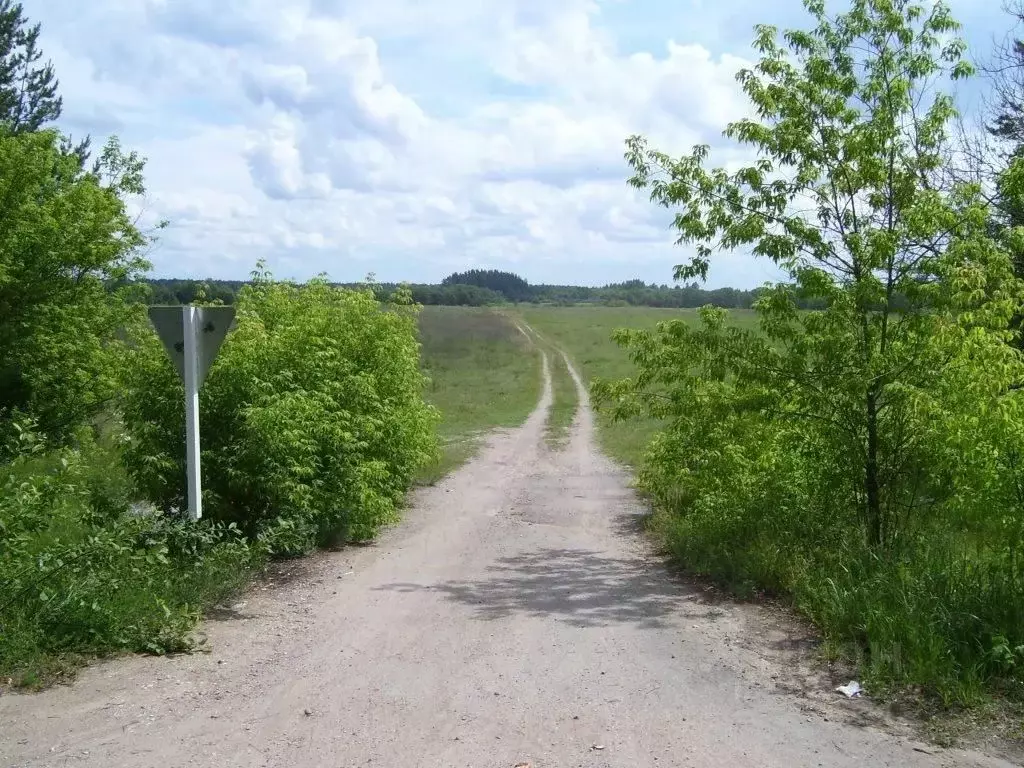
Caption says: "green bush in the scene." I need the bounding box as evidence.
[122,269,438,556]
[599,307,1024,704]
[0,130,153,446]
[0,424,258,684]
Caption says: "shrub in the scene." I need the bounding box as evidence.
[122,268,439,556]
[0,423,258,684]
[598,306,1024,703]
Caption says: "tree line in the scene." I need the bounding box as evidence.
[144,274,811,309]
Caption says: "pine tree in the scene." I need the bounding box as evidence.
[0,1,89,162]
[0,0,60,132]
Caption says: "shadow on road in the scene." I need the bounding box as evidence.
[379,547,710,629]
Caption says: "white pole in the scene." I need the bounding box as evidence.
[182,306,202,521]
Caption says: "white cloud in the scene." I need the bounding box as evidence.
[30,0,1004,286]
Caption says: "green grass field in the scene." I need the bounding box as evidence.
[417,306,541,481]
[520,307,760,466]
[417,304,760,474]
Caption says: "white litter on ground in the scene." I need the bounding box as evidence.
[835,681,863,698]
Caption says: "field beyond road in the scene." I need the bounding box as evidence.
[520,306,760,466]
[417,306,541,482]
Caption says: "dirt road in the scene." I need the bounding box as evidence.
[0,350,1014,768]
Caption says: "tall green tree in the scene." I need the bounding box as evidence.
[0,0,60,132]
[0,0,88,161]
[972,0,1024,300]
[986,2,1024,157]
[616,0,1024,548]
[0,130,152,442]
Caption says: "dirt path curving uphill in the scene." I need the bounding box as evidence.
[0,343,1015,768]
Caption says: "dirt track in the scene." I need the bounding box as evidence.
[0,347,1015,768]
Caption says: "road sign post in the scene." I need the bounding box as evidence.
[182,306,203,520]
[148,305,235,521]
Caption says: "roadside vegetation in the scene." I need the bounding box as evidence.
[2,265,438,685]
[417,307,540,483]
[593,0,1024,712]
[0,4,437,685]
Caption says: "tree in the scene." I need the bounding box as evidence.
[0,129,152,442]
[442,269,533,302]
[0,0,59,132]
[0,1,89,162]
[966,1,1024,293]
[986,2,1024,157]
[614,0,1024,548]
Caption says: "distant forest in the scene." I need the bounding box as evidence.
[144,268,825,309]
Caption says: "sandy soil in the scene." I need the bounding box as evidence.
[0,347,1017,768]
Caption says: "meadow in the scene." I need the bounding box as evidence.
[521,306,760,465]
[417,304,683,468]
[417,307,541,482]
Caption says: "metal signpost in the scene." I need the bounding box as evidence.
[148,305,235,520]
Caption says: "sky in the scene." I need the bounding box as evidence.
[32,0,1012,288]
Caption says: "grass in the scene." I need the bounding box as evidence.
[545,350,578,449]
[417,306,541,482]
[516,320,578,449]
[520,306,760,466]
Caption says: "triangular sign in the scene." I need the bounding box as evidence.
[148,306,187,380]
[148,306,236,388]
[194,307,235,386]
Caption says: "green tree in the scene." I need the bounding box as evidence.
[0,0,59,132]
[616,0,1024,549]
[0,1,89,163]
[985,2,1024,159]
[442,269,533,302]
[0,129,152,442]
[972,0,1024,314]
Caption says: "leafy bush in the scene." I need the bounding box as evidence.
[0,423,258,684]
[122,268,438,556]
[601,304,1024,703]
[0,129,154,446]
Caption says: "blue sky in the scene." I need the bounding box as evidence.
[32,0,1012,287]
